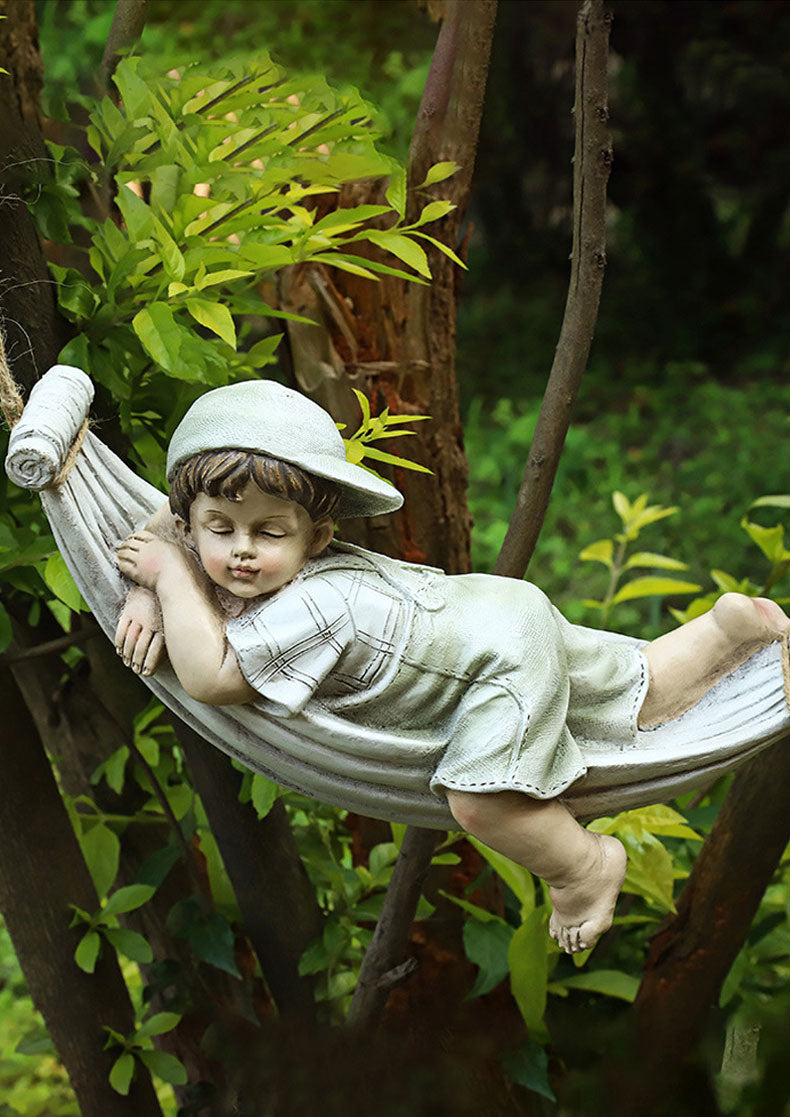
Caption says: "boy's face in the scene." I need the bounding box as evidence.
[184,482,333,599]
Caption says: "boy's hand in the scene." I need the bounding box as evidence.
[115,584,166,676]
[116,530,183,591]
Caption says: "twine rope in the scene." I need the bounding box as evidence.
[0,327,89,487]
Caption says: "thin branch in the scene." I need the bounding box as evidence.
[347,826,441,1027]
[344,0,497,1035]
[493,0,612,579]
[1,624,102,661]
[100,0,149,95]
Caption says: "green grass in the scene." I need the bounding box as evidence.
[465,374,790,637]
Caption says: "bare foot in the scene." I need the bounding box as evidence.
[548,834,627,954]
[640,593,790,727]
[711,592,790,648]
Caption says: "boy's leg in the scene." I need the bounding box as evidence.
[639,592,790,727]
[447,789,626,954]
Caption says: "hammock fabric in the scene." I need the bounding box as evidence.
[6,365,790,826]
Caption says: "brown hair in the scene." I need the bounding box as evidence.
[168,450,341,523]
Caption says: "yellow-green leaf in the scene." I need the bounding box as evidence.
[509,909,549,1036]
[416,161,459,188]
[611,576,701,605]
[185,298,236,348]
[579,539,614,567]
[623,552,688,572]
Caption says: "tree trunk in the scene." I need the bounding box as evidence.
[614,735,790,1112]
[0,663,163,1116]
[0,0,68,384]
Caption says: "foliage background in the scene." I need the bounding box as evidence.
[3,0,790,1113]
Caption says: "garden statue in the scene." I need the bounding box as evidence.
[6,366,790,953]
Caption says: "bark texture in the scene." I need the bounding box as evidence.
[100,0,149,91]
[0,0,67,385]
[0,663,163,1117]
[285,0,496,576]
[614,736,790,1112]
[173,719,323,1023]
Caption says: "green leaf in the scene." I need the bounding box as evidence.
[116,183,155,241]
[416,161,459,188]
[741,517,790,563]
[361,444,432,473]
[134,1012,182,1041]
[80,824,120,899]
[132,303,183,373]
[154,224,186,282]
[385,168,406,218]
[468,837,535,915]
[623,552,688,572]
[245,334,283,368]
[412,199,455,227]
[250,774,278,819]
[579,539,614,567]
[185,297,237,348]
[109,1052,136,1096]
[103,928,154,964]
[74,930,101,974]
[49,264,97,322]
[102,883,156,918]
[195,268,254,290]
[620,832,676,911]
[612,491,631,525]
[508,908,549,1036]
[439,891,508,924]
[611,576,701,605]
[464,917,514,998]
[410,231,467,269]
[167,899,240,977]
[100,746,130,794]
[364,230,431,277]
[556,969,639,1002]
[44,553,86,612]
[750,494,790,510]
[501,1040,556,1102]
[138,1050,188,1086]
[0,604,12,654]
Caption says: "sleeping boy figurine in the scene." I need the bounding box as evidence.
[112,379,790,955]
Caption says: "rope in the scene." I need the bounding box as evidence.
[0,327,24,429]
[0,326,88,487]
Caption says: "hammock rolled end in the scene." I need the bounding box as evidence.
[5,365,95,490]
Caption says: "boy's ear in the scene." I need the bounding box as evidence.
[174,516,191,541]
[309,516,335,557]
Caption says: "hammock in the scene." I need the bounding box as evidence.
[6,365,790,826]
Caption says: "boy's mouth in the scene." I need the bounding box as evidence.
[230,566,258,579]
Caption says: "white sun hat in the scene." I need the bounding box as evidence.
[166,379,404,519]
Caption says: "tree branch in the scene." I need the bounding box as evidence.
[173,719,322,1024]
[347,826,441,1027]
[345,0,497,1035]
[493,0,612,579]
[615,736,790,1109]
[0,664,163,1117]
[100,0,149,93]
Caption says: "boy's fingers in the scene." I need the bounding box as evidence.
[142,632,165,676]
[121,621,142,666]
[131,627,154,674]
[115,614,130,654]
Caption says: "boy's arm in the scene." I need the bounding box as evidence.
[115,499,175,675]
[116,531,258,705]
[116,584,165,676]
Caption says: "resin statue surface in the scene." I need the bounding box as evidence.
[6,367,790,954]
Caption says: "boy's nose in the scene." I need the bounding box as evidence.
[232,537,256,558]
